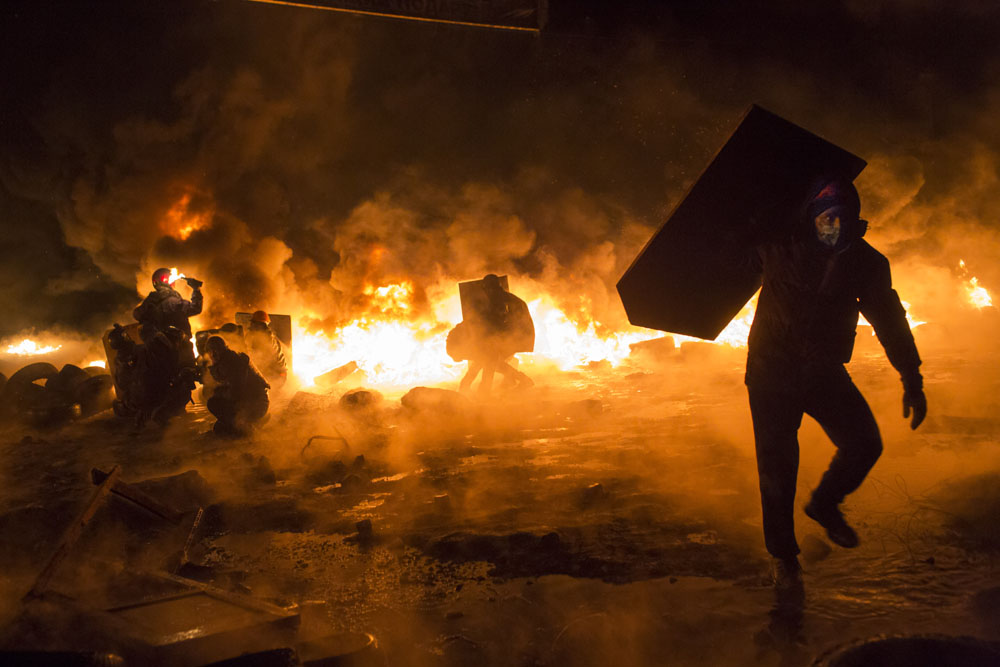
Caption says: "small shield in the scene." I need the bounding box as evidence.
[616,105,867,339]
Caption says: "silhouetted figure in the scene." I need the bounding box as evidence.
[745,178,926,584]
[245,310,287,387]
[454,274,534,396]
[205,335,269,437]
[133,267,203,366]
[109,323,194,427]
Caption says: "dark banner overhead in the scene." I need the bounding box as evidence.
[245,0,548,31]
[617,105,867,340]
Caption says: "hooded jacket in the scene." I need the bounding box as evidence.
[746,179,921,382]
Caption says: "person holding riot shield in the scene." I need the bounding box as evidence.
[744,178,926,585]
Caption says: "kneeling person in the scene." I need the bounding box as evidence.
[205,335,269,436]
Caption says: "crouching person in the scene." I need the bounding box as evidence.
[204,335,269,437]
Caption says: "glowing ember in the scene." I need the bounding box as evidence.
[6,339,62,356]
[160,192,211,240]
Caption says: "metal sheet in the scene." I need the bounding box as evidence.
[616,105,867,340]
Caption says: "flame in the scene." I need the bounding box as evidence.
[5,339,62,356]
[87,360,107,369]
[294,321,457,388]
[857,300,924,331]
[958,260,993,309]
[363,281,414,315]
[160,192,211,240]
[168,267,185,285]
[966,276,993,309]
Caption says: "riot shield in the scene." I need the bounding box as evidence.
[616,105,867,339]
[459,276,509,322]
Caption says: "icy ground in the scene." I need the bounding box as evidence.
[0,340,998,666]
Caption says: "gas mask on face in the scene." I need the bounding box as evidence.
[814,207,842,247]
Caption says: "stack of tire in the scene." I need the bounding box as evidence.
[0,362,114,426]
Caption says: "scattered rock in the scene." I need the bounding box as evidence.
[339,389,382,410]
[401,387,472,414]
[340,473,366,493]
[355,519,374,541]
[580,482,608,508]
[305,457,348,486]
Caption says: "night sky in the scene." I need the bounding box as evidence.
[2,0,999,338]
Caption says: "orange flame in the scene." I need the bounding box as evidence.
[160,192,211,240]
[5,339,62,356]
[958,260,993,309]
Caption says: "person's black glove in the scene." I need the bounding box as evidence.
[184,276,203,289]
[902,373,926,430]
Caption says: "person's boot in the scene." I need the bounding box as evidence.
[770,556,803,591]
[804,498,859,548]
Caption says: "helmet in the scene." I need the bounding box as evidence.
[251,310,270,324]
[152,267,173,288]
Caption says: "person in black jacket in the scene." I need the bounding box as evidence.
[204,335,269,436]
[745,178,926,586]
[457,274,534,396]
[133,268,203,366]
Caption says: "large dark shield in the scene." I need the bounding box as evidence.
[616,105,867,340]
[459,275,509,321]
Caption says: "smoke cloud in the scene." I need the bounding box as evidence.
[1,0,998,351]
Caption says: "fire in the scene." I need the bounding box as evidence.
[6,339,62,356]
[364,281,414,315]
[966,277,993,308]
[87,360,107,369]
[529,296,662,368]
[292,282,669,389]
[858,300,924,331]
[160,192,211,240]
[168,267,185,285]
[293,319,457,388]
[958,260,993,309]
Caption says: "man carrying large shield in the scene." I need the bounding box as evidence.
[618,106,927,587]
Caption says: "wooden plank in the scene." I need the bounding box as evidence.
[91,467,185,525]
[26,465,122,598]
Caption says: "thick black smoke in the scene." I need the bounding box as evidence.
[1,0,999,340]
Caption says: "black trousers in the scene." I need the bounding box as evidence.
[208,393,269,431]
[747,362,882,559]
